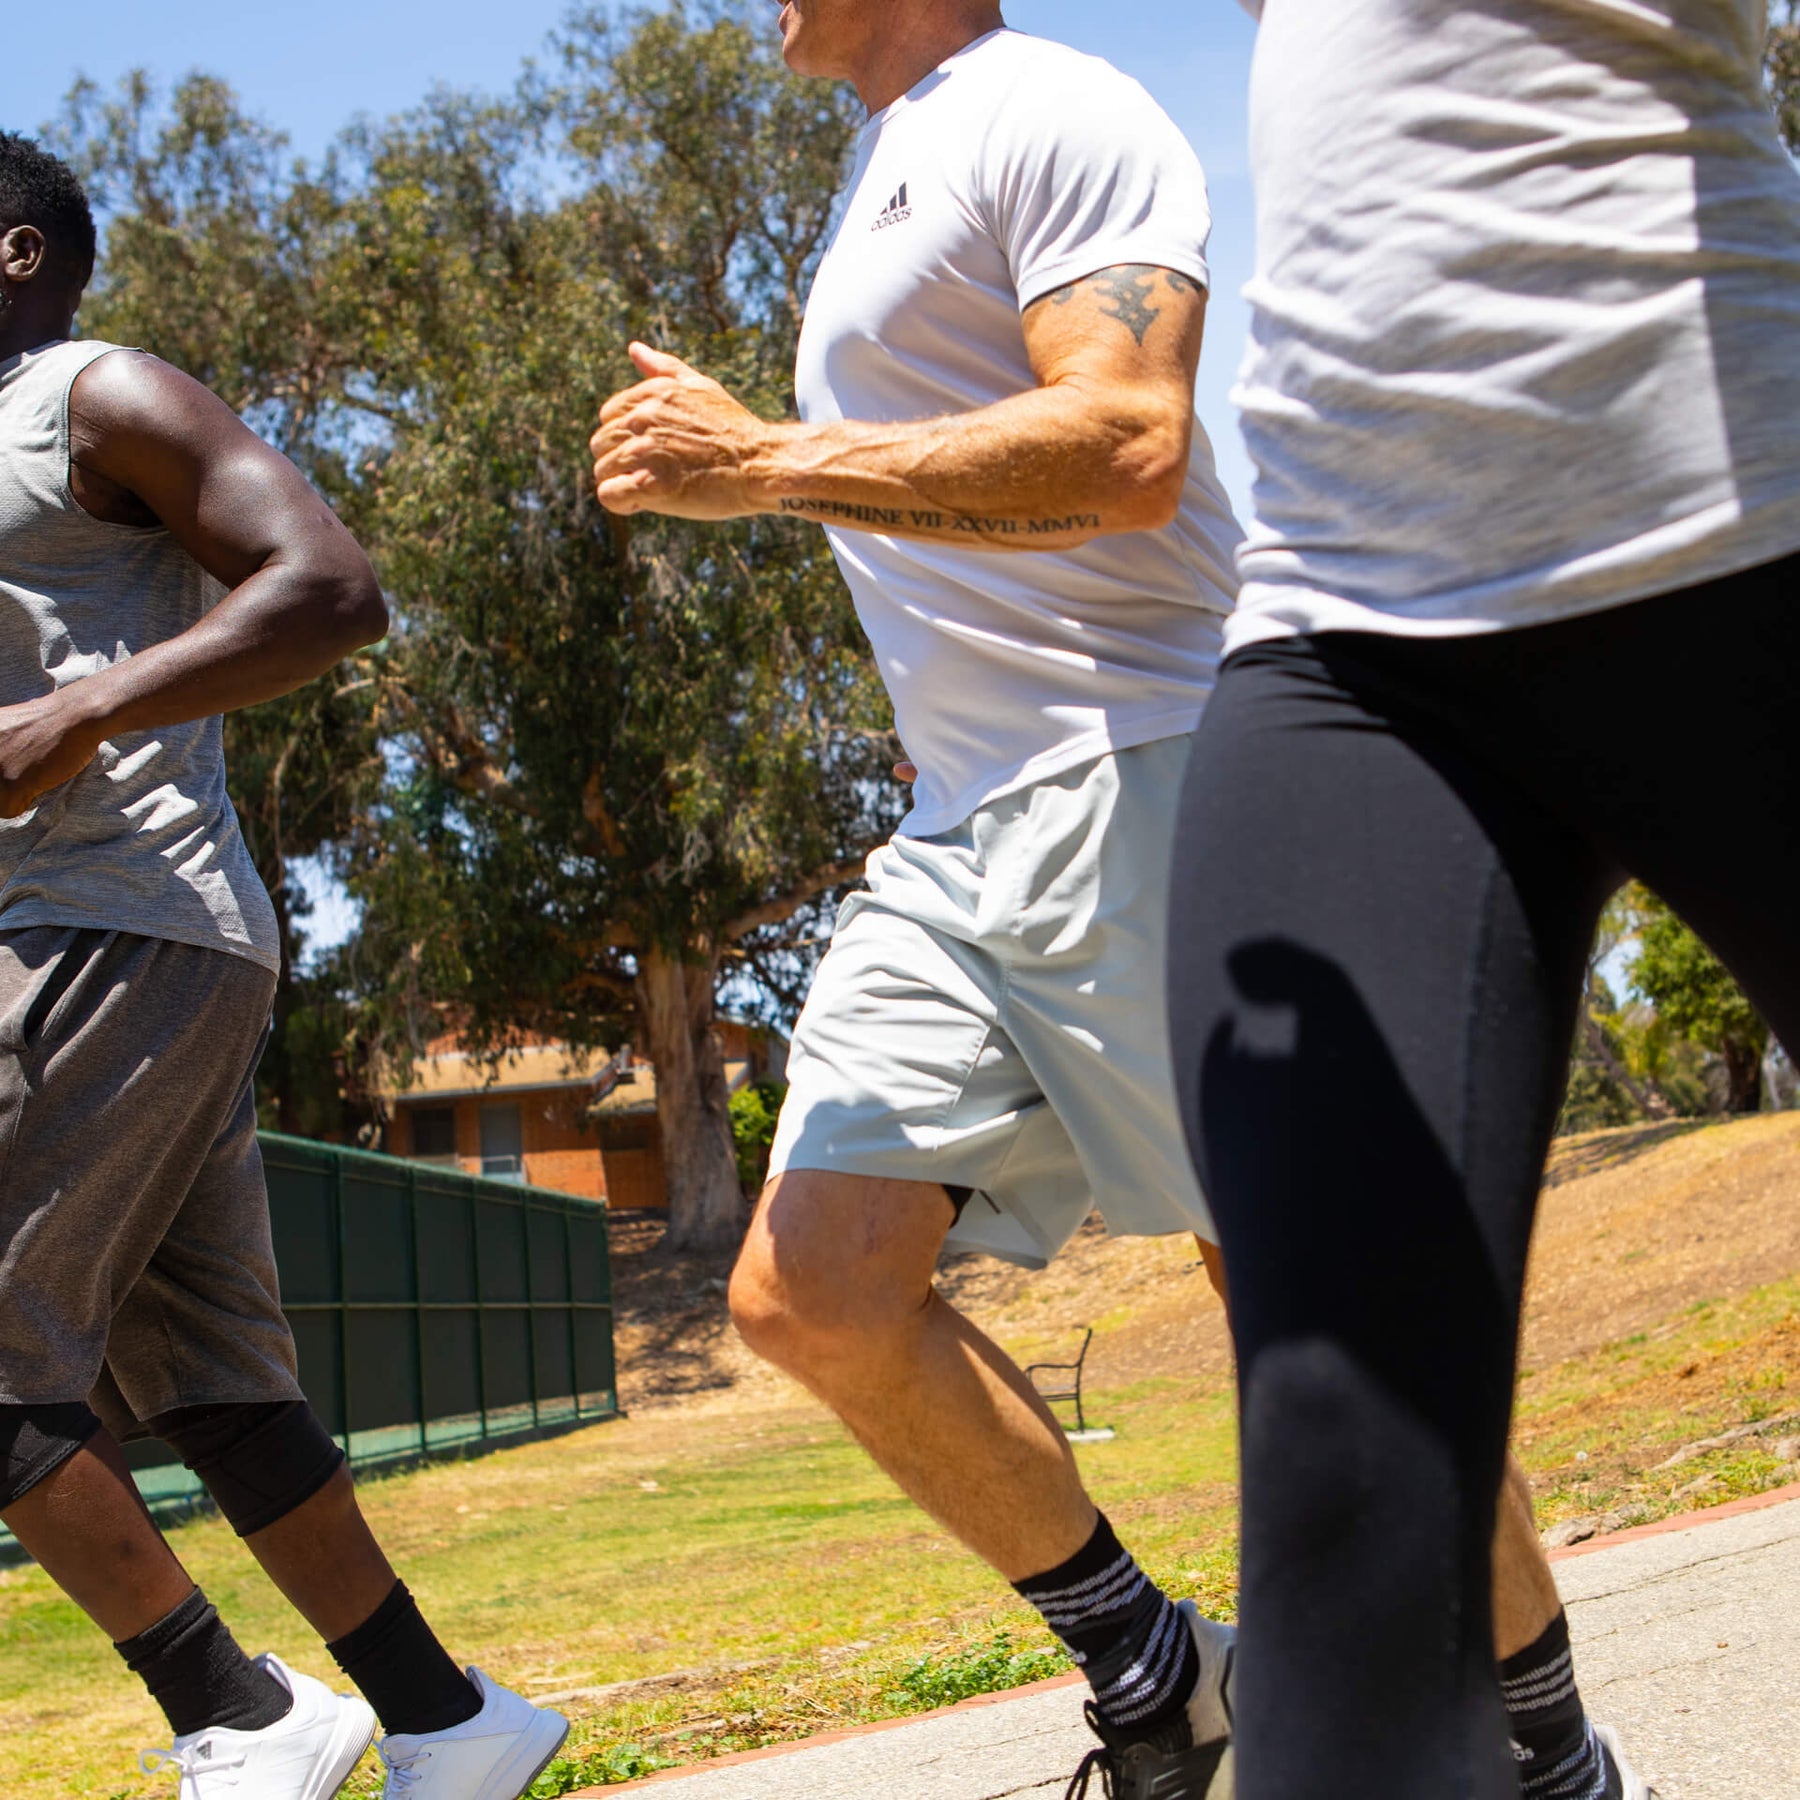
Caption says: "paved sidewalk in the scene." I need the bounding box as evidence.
[589,1488,1800,1799]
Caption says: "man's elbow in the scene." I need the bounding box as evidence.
[315,550,389,654]
[1107,418,1191,534]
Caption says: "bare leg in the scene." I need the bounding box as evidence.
[731,1170,1096,1580]
[0,1430,195,1641]
[241,1465,401,1643]
[1490,1453,1561,1658]
[1196,1234,1561,1657]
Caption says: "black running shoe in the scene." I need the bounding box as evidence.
[1063,1701,1233,1799]
[1063,1601,1235,1799]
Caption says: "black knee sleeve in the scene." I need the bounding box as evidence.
[151,1400,346,1536]
[0,1401,104,1509]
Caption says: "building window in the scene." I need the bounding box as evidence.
[410,1105,457,1161]
[480,1102,525,1183]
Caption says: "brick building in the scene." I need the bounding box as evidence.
[383,1022,783,1209]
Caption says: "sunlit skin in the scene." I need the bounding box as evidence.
[601,0,1566,1657]
[0,207,400,1646]
[589,0,1202,557]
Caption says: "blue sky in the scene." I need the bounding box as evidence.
[8,1,1262,514]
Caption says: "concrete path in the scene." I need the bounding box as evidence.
[589,1487,1800,1799]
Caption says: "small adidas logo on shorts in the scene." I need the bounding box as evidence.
[871,182,912,229]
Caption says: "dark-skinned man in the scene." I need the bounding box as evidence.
[0,132,566,1800]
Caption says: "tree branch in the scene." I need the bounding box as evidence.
[1580,1008,1674,1121]
[721,854,868,941]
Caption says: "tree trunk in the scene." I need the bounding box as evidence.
[1579,1008,1673,1121]
[635,945,745,1253]
[265,873,302,1136]
[1721,1033,1765,1115]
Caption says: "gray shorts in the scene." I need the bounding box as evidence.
[769,734,1213,1267]
[0,926,302,1433]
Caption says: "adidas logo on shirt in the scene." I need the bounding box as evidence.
[871,182,913,230]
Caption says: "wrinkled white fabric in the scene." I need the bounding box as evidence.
[1230,0,1800,646]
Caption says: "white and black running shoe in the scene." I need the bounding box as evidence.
[1065,1602,1235,1799]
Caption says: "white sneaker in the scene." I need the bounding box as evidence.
[1597,1721,1660,1800]
[377,1668,569,1799]
[139,1653,377,1798]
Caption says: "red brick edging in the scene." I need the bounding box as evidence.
[1545,1476,1800,1561]
[584,1481,1800,1793]
[581,1672,1086,1794]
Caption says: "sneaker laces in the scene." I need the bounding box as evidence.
[139,1742,249,1794]
[1064,1703,1118,1799]
[379,1737,431,1795]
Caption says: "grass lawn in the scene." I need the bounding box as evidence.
[8,1115,1800,1796]
[5,1269,1798,1799]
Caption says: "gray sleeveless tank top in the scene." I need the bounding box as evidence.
[0,338,278,970]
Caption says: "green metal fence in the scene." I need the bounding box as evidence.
[123,1133,618,1513]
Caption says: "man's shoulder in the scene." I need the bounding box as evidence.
[953,29,1149,106]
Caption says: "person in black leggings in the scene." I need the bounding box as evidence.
[1169,2,1800,1796]
[1169,554,1800,1797]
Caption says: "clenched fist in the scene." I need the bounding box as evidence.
[591,343,781,520]
[0,686,104,820]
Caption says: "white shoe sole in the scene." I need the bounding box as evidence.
[304,1695,379,1800]
[470,1709,571,1800]
[1596,1722,1658,1800]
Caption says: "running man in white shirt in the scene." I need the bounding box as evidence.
[1166,3,1800,1798]
[590,2,1633,1795]
[595,8,1237,1793]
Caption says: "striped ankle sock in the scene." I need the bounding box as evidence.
[1013,1514,1198,1738]
[1501,1611,1620,1799]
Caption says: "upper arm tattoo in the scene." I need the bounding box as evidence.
[1042,264,1202,347]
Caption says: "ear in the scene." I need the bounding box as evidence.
[0,224,49,286]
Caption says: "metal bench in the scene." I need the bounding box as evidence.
[1026,1328,1095,1436]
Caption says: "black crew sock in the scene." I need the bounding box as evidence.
[327,1580,481,1736]
[1013,1513,1200,1741]
[115,1587,292,1739]
[1501,1610,1620,1799]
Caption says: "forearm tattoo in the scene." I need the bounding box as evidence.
[1045,264,1201,346]
[777,497,1101,537]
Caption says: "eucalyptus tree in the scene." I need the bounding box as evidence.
[335,4,901,1250]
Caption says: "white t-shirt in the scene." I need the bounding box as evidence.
[793,29,1242,837]
[1229,0,1800,649]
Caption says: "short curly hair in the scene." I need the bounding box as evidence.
[0,131,97,286]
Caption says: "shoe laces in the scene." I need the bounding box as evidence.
[140,1742,248,1794]
[379,1737,431,1795]
[1064,1704,1118,1800]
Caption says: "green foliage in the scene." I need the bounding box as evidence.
[51,8,904,1230]
[1769,1,1800,153]
[887,1632,1071,1713]
[729,1077,787,1193]
[1627,885,1769,1113]
[527,1743,677,1794]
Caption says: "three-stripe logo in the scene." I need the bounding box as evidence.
[871,181,913,229]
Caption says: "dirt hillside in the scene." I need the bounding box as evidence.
[607,1113,1800,1415]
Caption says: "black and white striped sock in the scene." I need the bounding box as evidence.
[1013,1513,1199,1738]
[1501,1611,1620,1800]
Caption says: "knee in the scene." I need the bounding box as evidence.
[729,1227,915,1382]
[727,1236,855,1374]
[0,1402,102,1511]
[151,1400,344,1538]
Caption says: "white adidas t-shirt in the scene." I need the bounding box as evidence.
[793,29,1243,837]
[1227,0,1800,649]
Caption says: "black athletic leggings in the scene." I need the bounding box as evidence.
[1166,553,1800,1800]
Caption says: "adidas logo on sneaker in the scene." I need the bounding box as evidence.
[871,182,913,229]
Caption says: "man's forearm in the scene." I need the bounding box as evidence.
[747,385,1186,550]
[57,557,385,743]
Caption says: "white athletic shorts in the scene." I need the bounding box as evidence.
[768,733,1214,1266]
